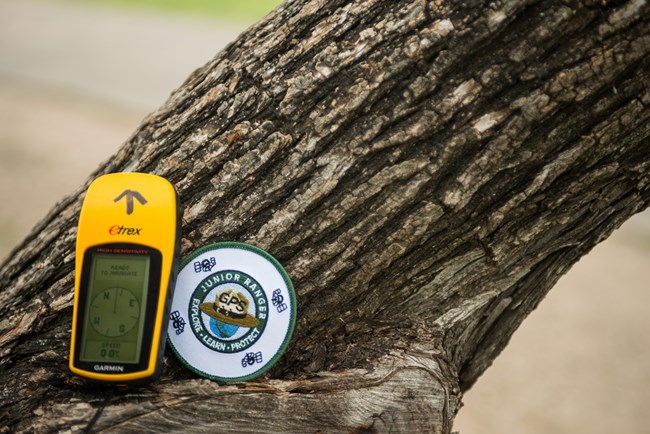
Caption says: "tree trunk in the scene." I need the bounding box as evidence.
[1,0,649,432]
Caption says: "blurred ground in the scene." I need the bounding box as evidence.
[0,1,648,432]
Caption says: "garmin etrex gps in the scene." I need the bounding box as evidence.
[69,172,181,384]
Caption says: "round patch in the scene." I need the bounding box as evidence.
[167,242,296,381]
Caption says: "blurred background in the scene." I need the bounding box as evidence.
[0,0,648,432]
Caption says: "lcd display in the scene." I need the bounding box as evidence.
[80,254,150,363]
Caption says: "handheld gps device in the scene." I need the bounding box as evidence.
[69,172,181,384]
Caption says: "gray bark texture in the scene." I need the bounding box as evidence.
[1,0,649,432]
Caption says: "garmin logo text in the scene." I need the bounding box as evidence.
[109,225,142,236]
[94,364,124,373]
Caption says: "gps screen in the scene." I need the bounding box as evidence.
[79,253,150,363]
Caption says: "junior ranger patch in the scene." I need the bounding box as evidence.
[168,242,296,381]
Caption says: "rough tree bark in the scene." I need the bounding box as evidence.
[1,0,649,432]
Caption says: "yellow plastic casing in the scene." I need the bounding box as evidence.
[69,172,180,383]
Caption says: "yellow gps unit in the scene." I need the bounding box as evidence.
[69,172,181,384]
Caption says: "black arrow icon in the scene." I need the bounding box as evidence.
[114,190,147,215]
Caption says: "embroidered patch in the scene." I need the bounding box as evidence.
[168,242,296,381]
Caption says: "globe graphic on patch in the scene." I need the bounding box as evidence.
[209,317,239,339]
